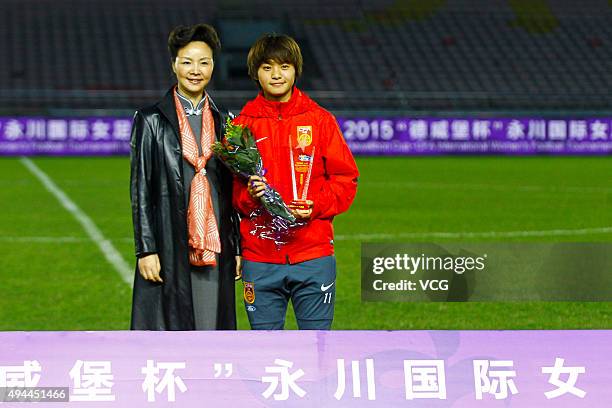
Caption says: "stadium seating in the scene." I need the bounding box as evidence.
[1,0,610,111]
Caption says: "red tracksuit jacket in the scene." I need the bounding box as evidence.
[233,88,359,264]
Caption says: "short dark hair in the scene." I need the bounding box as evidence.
[167,24,221,62]
[247,33,303,81]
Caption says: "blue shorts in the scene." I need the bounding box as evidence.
[241,255,336,330]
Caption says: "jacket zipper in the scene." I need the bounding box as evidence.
[280,105,288,266]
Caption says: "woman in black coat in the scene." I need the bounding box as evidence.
[129,24,239,330]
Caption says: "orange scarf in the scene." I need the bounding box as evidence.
[174,89,221,266]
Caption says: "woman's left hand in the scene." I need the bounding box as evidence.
[235,255,242,280]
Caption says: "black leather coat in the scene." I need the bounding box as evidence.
[129,87,238,330]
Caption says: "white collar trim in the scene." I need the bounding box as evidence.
[176,91,207,116]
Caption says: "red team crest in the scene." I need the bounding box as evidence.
[243,282,255,304]
[296,126,313,151]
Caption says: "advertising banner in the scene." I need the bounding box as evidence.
[1,117,611,156]
[0,330,609,406]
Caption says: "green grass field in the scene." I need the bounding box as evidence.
[0,156,610,331]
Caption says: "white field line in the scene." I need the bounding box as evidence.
[361,181,612,194]
[20,157,133,287]
[0,236,89,243]
[3,226,612,245]
[0,236,133,243]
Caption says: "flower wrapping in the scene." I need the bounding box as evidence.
[212,119,299,244]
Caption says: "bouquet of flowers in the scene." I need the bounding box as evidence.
[212,119,298,241]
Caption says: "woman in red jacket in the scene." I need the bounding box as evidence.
[233,33,359,330]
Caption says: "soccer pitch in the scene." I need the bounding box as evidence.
[0,156,610,331]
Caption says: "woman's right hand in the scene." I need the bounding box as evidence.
[138,253,163,283]
[247,176,267,200]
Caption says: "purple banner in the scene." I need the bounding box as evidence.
[0,330,610,406]
[1,117,611,156]
[338,117,612,155]
[0,117,131,156]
